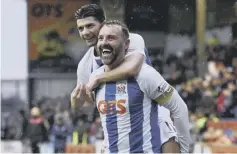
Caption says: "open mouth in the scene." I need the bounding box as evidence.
[85,37,94,42]
[102,49,112,56]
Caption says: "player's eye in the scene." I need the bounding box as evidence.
[98,36,103,41]
[108,35,115,41]
[87,24,94,29]
[78,27,83,32]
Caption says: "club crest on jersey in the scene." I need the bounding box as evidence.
[116,82,126,94]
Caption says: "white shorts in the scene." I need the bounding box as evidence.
[159,119,178,146]
[158,106,179,146]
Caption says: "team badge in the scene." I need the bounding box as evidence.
[116,82,126,94]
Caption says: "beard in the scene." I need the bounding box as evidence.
[101,52,117,65]
[99,44,121,65]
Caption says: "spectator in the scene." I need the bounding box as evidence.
[26,107,49,153]
[19,110,28,140]
[72,114,91,145]
[51,115,70,153]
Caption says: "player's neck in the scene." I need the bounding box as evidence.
[104,57,124,72]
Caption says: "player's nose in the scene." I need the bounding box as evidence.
[99,38,108,45]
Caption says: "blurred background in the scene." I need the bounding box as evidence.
[1,0,237,153]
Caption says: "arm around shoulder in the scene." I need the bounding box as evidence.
[95,52,145,84]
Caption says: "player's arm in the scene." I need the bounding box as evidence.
[155,87,190,153]
[98,52,144,82]
[139,65,190,153]
[71,55,93,109]
[90,34,145,87]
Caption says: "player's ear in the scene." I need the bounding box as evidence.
[125,38,130,50]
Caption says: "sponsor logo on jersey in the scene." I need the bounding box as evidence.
[97,99,126,115]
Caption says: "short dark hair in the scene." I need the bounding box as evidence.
[74,4,105,23]
[103,20,129,39]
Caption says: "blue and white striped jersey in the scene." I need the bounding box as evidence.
[91,63,172,153]
[76,33,177,150]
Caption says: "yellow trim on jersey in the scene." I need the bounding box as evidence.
[155,86,174,104]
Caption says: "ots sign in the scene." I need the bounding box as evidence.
[30,3,63,18]
[27,0,90,72]
[97,100,126,115]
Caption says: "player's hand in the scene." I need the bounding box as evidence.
[85,84,94,103]
[87,75,100,91]
[71,84,87,110]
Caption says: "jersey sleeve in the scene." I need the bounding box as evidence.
[77,60,87,84]
[127,33,145,56]
[77,48,93,84]
[90,66,105,80]
[137,64,173,104]
[137,64,191,153]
